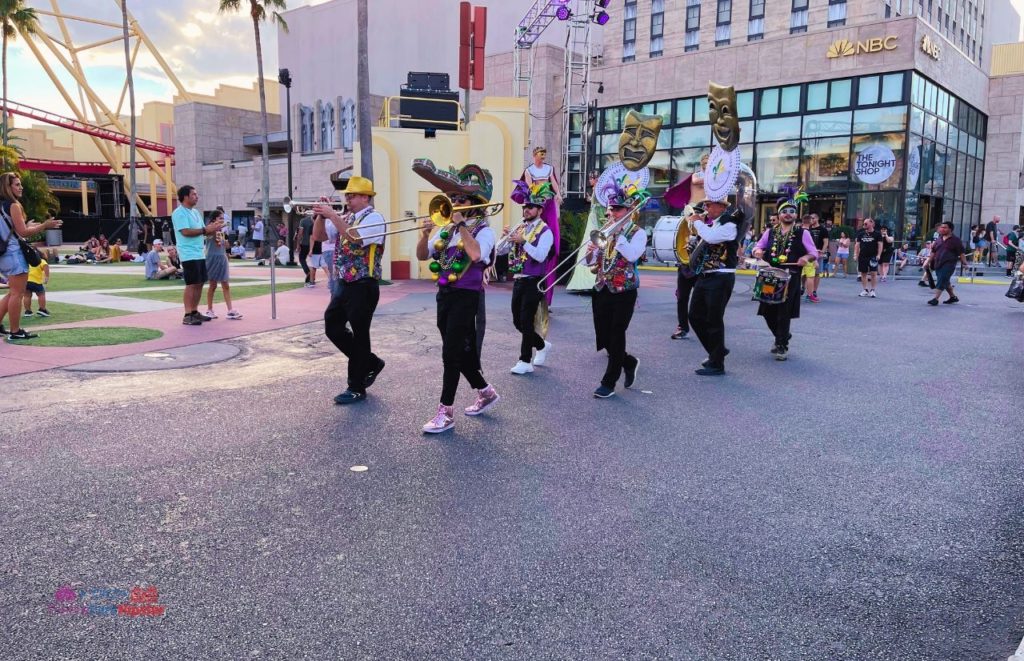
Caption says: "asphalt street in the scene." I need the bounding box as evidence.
[2,271,1023,660]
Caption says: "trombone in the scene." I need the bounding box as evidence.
[536,195,648,294]
[360,194,505,239]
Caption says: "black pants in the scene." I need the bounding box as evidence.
[324,279,381,394]
[758,274,800,348]
[512,277,545,362]
[676,268,697,332]
[689,273,734,367]
[298,244,311,280]
[592,288,638,389]
[437,287,488,406]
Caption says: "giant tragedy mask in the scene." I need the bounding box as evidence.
[617,110,663,171]
[707,82,740,152]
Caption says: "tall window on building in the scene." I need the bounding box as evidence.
[828,0,847,27]
[685,0,700,52]
[650,0,665,57]
[791,0,808,33]
[320,102,334,151]
[748,0,765,41]
[716,0,732,46]
[623,0,637,61]
[300,105,314,153]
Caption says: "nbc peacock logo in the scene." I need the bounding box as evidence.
[827,39,856,58]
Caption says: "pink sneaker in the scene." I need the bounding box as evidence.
[422,404,455,434]
[464,385,500,416]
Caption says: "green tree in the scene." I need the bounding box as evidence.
[0,0,38,149]
[219,0,288,225]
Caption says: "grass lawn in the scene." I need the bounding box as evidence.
[45,272,258,292]
[109,282,305,303]
[14,301,127,327]
[12,327,162,347]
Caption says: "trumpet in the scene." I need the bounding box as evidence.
[494,219,529,253]
[361,194,505,239]
[536,197,648,294]
[283,196,347,215]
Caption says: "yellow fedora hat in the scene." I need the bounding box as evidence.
[342,176,375,196]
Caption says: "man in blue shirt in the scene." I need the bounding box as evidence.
[172,185,224,325]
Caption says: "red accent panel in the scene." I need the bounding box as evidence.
[458,2,472,90]
[390,260,410,280]
[472,7,487,90]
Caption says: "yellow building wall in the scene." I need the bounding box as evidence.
[354,96,529,281]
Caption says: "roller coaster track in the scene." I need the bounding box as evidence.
[19,158,173,175]
[1,98,174,155]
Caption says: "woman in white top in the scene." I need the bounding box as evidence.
[522,147,562,305]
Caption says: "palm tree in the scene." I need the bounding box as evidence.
[0,0,37,155]
[121,0,139,248]
[219,0,288,224]
[356,0,372,180]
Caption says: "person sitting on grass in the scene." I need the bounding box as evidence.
[23,257,49,317]
[274,238,289,266]
[144,240,179,280]
[166,245,183,275]
[229,241,246,259]
[109,239,123,263]
[94,247,112,264]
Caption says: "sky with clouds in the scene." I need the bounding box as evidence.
[8,0,330,123]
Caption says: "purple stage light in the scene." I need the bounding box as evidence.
[593,10,610,24]
[556,6,572,20]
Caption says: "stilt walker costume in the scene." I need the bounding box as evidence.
[503,180,555,375]
[586,180,649,399]
[752,195,818,361]
[413,160,501,434]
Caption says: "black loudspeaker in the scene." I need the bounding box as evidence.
[399,89,460,131]
[406,71,450,92]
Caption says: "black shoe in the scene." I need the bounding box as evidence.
[7,329,38,340]
[182,314,202,325]
[0,325,6,335]
[927,298,939,306]
[670,327,688,340]
[36,308,50,317]
[694,365,725,376]
[775,347,788,361]
[700,348,730,368]
[189,311,206,323]
[918,281,928,287]
[623,358,639,389]
[770,344,781,355]
[942,296,959,304]
[334,390,366,405]
[593,385,615,398]
[364,359,385,388]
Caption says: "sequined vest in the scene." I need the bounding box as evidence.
[335,207,384,283]
[439,222,488,293]
[594,224,642,294]
[509,221,551,277]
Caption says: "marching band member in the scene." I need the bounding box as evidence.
[752,197,818,361]
[585,183,648,399]
[688,198,741,376]
[501,182,554,375]
[312,176,387,405]
[414,161,500,434]
[671,202,703,340]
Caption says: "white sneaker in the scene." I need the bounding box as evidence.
[226,310,244,320]
[869,290,877,298]
[858,290,870,297]
[422,404,455,434]
[510,360,534,375]
[533,340,552,366]
[201,310,217,320]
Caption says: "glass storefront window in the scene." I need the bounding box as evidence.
[761,88,779,116]
[780,86,801,114]
[947,126,959,152]
[695,98,710,123]
[937,89,949,120]
[977,140,985,159]
[739,121,755,143]
[656,101,672,125]
[801,136,850,192]
[911,74,924,106]
[945,149,957,200]
[847,191,901,230]
[647,150,672,187]
[910,107,924,134]
[671,147,709,176]
[926,80,937,113]
[673,126,711,148]
[907,134,923,194]
[924,113,937,140]
[755,140,800,193]
[807,82,827,111]
[932,143,946,197]
[802,111,851,138]
[756,116,801,141]
[676,98,693,124]
[830,79,852,108]
[936,119,947,146]
[850,132,905,190]
[954,151,967,200]
[603,108,621,132]
[600,133,619,154]
[858,76,879,106]
[852,107,907,134]
[919,139,935,195]
[737,91,754,118]
[881,73,904,103]
[657,127,672,149]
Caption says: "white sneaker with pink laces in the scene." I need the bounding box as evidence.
[422,404,455,434]
[464,385,500,416]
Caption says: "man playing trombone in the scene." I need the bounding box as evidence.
[500,181,555,375]
[311,176,387,405]
[585,182,648,399]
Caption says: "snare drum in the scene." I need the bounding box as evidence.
[752,267,791,305]
[652,215,690,266]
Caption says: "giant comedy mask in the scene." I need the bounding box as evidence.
[707,82,740,152]
[618,110,663,171]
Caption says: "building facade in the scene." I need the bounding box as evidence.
[563,0,1002,242]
